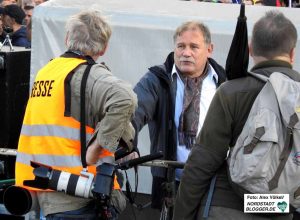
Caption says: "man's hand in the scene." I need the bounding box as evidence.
[86,139,103,165]
[115,151,139,164]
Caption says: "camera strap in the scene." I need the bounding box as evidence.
[61,50,96,168]
[79,57,96,168]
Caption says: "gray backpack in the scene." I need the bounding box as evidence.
[228,71,300,208]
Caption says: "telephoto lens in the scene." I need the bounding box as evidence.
[48,169,95,198]
[3,185,38,216]
[23,161,116,200]
[23,161,95,198]
[3,152,163,216]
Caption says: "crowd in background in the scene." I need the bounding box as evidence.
[187,0,300,7]
[0,0,47,8]
[0,0,48,48]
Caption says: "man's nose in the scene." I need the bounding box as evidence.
[182,47,192,57]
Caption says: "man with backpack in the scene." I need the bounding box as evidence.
[173,10,298,220]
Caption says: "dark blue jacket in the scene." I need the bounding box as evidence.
[11,26,31,48]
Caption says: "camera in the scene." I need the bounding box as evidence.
[3,26,13,34]
[3,161,115,217]
[3,152,163,216]
[26,161,115,200]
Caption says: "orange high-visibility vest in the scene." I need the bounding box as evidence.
[15,57,119,191]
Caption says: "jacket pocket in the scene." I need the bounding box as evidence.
[230,108,280,183]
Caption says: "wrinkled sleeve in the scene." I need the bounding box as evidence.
[173,86,233,220]
[91,72,137,153]
[132,71,159,146]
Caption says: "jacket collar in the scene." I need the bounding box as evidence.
[251,60,300,81]
[61,50,96,65]
[251,60,292,71]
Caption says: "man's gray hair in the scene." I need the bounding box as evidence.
[173,21,211,45]
[65,10,112,57]
[251,10,297,59]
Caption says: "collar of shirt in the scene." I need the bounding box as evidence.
[171,63,219,83]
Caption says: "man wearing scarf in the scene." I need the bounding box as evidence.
[132,21,226,211]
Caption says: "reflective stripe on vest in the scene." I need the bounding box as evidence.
[21,124,92,141]
[16,57,119,191]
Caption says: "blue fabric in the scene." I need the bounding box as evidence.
[203,175,217,219]
[45,203,118,220]
[11,26,31,48]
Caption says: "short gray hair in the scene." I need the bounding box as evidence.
[251,10,297,59]
[173,21,211,45]
[65,10,112,56]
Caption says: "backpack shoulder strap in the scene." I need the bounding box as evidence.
[265,67,300,82]
[248,71,268,83]
[250,68,300,82]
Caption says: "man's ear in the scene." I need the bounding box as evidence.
[290,47,295,64]
[65,32,69,46]
[249,42,253,57]
[207,43,213,58]
[99,44,108,56]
